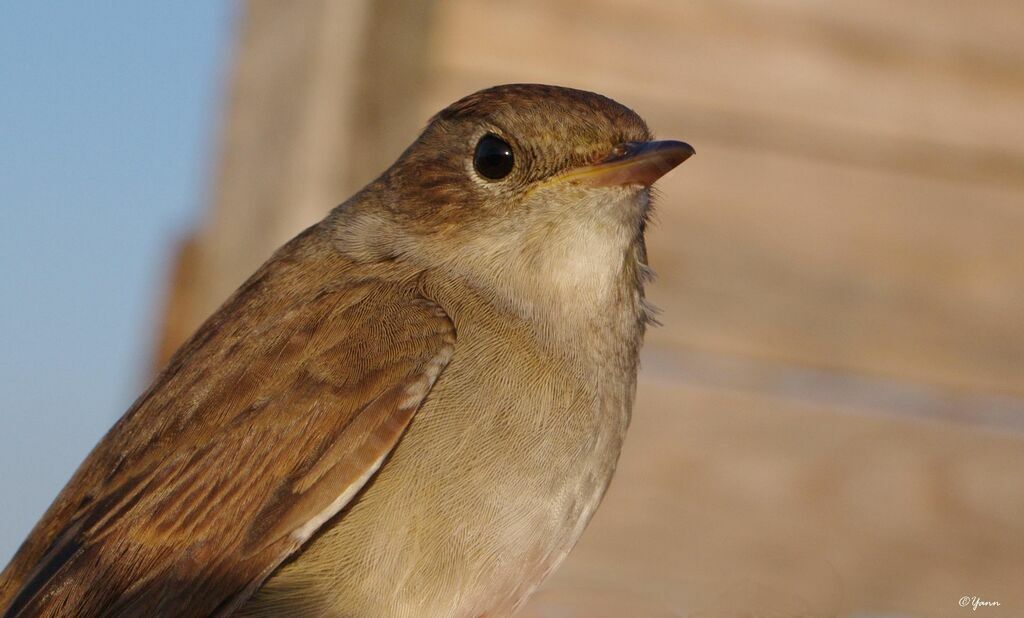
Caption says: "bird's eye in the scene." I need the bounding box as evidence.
[473,134,514,180]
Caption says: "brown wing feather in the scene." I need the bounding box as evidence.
[0,225,455,617]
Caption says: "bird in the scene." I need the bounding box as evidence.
[0,83,692,617]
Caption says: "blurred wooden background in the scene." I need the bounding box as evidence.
[155,1,1024,616]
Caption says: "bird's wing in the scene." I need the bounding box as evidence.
[1,231,455,617]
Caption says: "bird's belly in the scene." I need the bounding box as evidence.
[239,328,630,618]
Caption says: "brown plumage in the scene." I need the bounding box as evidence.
[0,84,691,617]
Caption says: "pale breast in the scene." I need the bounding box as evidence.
[240,278,637,618]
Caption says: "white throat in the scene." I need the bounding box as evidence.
[457,187,649,343]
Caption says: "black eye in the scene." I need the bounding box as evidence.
[473,134,514,180]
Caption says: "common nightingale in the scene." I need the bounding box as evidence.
[1,84,692,617]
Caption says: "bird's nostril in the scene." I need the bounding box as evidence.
[608,144,631,161]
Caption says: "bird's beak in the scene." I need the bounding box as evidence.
[560,140,694,187]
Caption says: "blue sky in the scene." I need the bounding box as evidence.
[0,3,233,564]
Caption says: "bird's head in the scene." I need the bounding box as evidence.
[333,84,692,327]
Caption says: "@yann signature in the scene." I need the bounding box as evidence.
[960,595,1000,611]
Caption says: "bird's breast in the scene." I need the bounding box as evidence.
[242,277,639,618]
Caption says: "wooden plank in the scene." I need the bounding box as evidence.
[428,0,1024,161]
[640,344,1024,434]
[163,0,441,353]
[642,141,1024,396]
[418,3,1024,395]
[521,377,1024,617]
[344,0,441,191]
[189,0,374,326]
[413,71,1024,395]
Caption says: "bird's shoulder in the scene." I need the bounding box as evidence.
[0,224,455,617]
